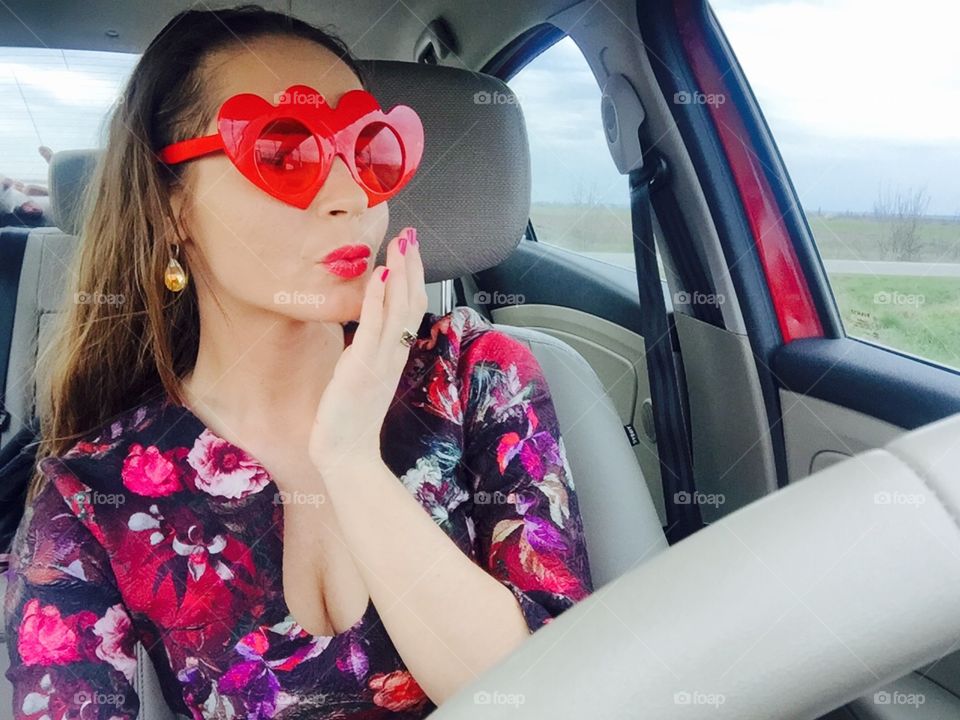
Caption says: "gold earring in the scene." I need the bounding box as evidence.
[164,243,189,292]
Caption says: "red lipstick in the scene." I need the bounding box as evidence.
[319,244,371,278]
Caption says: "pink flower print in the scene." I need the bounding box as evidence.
[93,604,137,684]
[121,443,187,497]
[16,598,82,666]
[187,429,270,499]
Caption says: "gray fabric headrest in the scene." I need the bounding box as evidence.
[48,149,101,236]
[47,60,530,283]
[358,60,530,281]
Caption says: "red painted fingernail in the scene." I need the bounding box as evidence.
[409,227,418,246]
[399,235,407,255]
[380,267,390,282]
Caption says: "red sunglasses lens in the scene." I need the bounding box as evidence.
[354,122,404,193]
[254,118,321,194]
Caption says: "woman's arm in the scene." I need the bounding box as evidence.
[316,328,594,706]
[319,456,531,706]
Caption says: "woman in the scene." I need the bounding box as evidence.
[3,5,594,718]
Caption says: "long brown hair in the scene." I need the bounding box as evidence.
[27,4,367,504]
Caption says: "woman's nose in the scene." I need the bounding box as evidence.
[315,155,368,217]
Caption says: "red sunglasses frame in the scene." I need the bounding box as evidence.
[156,84,425,209]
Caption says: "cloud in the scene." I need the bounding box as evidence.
[710,0,960,212]
[508,36,628,207]
[714,0,960,144]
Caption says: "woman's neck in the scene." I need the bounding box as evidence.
[181,314,351,435]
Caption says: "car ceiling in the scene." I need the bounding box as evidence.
[0,0,580,70]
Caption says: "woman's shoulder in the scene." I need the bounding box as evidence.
[416,305,540,378]
[37,393,189,502]
[413,305,505,360]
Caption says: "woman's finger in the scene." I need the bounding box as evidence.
[406,226,427,311]
[349,261,388,360]
[395,226,427,364]
[381,228,411,359]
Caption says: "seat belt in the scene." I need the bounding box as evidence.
[0,227,30,435]
[642,149,724,329]
[628,157,702,543]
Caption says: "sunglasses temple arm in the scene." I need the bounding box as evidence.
[158,134,225,164]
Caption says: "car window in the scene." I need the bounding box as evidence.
[1,47,138,185]
[506,36,642,273]
[710,0,960,371]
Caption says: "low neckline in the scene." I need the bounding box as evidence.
[293,595,375,641]
[157,395,376,643]
[147,317,421,642]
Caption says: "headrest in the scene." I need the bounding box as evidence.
[47,60,530,283]
[48,149,100,236]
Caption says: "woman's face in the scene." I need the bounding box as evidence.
[172,35,390,323]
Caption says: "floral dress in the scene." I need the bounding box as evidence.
[3,305,594,719]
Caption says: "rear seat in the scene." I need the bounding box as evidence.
[0,225,30,438]
[0,226,78,447]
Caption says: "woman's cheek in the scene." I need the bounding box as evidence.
[360,202,391,256]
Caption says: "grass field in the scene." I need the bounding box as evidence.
[830,275,960,369]
[807,212,960,263]
[530,203,960,371]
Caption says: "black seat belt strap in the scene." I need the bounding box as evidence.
[629,159,702,543]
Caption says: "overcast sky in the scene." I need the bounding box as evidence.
[0,46,136,182]
[2,0,958,215]
[710,0,960,217]
[510,0,960,215]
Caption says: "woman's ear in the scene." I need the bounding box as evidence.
[166,182,193,245]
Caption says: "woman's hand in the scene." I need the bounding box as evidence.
[308,226,428,478]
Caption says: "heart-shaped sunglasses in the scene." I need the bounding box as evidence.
[157,84,425,209]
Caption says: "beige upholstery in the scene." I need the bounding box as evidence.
[427,411,960,720]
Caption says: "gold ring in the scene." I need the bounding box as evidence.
[400,328,417,348]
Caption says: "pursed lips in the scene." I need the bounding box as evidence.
[319,243,372,264]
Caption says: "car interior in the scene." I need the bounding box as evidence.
[3,1,960,719]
